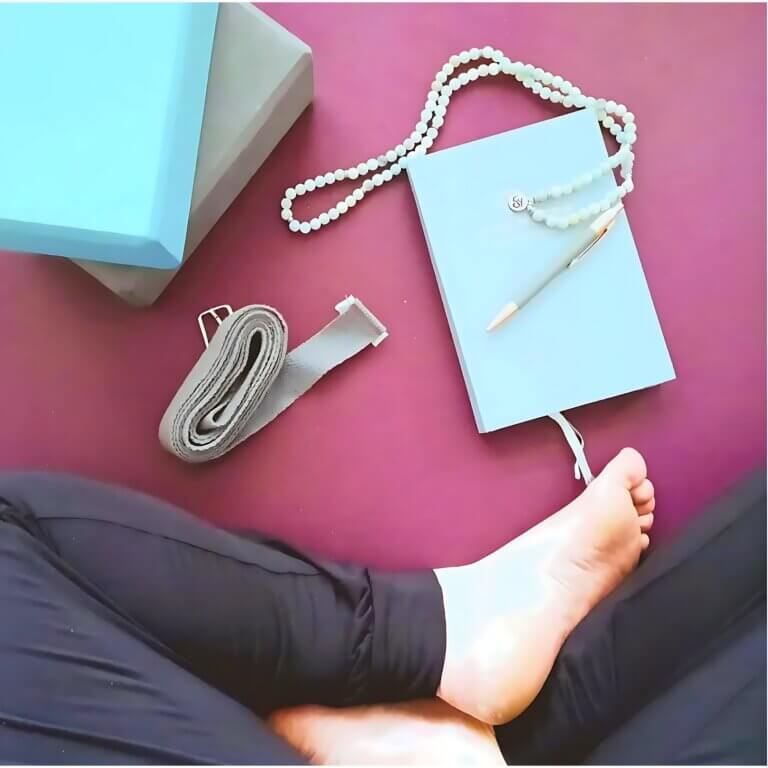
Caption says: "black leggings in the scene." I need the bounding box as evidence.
[0,470,765,764]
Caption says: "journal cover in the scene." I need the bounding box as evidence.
[407,109,675,433]
[0,3,219,269]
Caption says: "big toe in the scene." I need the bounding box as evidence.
[602,447,647,490]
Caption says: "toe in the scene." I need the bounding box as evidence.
[638,512,654,531]
[631,479,654,506]
[640,533,650,550]
[636,497,656,516]
[604,447,647,490]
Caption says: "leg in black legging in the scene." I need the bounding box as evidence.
[496,469,766,765]
[0,471,446,764]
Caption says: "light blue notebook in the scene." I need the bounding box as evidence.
[408,109,675,437]
[0,3,218,269]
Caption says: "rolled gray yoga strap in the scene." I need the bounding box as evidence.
[159,296,388,463]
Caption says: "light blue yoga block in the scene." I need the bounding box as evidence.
[0,3,218,269]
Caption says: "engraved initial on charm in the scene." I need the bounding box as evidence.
[507,191,529,212]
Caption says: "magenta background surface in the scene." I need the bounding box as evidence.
[1,3,764,568]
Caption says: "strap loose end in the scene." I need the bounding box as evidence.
[335,295,389,346]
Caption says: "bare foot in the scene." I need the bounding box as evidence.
[436,447,656,725]
[269,699,505,765]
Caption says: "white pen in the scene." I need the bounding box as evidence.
[487,202,625,332]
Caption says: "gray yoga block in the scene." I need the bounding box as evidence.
[75,3,313,305]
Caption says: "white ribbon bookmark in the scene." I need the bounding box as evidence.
[548,412,595,485]
[159,296,388,463]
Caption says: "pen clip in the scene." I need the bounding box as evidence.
[568,220,614,268]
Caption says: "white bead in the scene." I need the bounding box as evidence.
[469,47,481,59]
[337,201,348,214]
[532,208,546,222]
[404,137,415,151]
[430,80,441,92]
[295,183,306,195]
[540,86,552,100]
[551,91,563,103]
[523,77,534,88]
[432,116,444,129]
[603,115,615,128]
[482,45,494,57]
[489,62,500,76]
[435,71,448,84]
[399,156,409,169]
[289,219,301,232]
[624,122,637,134]
[449,54,461,67]
[373,174,384,186]
[545,215,559,228]
[458,72,470,85]
[440,85,452,97]
[353,188,364,201]
[415,145,427,156]
[334,169,345,181]
[597,110,607,121]
[362,179,374,192]
[552,75,563,88]
[459,50,470,64]
[571,86,582,96]
[562,182,573,195]
[426,127,438,140]
[478,64,490,77]
[574,95,587,108]
[324,172,335,184]
[585,96,596,108]
[319,212,330,225]
[285,188,297,200]
[610,124,621,136]
[563,95,573,107]
[501,60,514,75]
[561,80,572,94]
[532,82,543,94]
[437,94,450,107]
[615,103,627,117]
[281,208,292,221]
[382,169,393,182]
[541,71,553,84]
[348,168,359,180]
[410,131,421,143]
[304,179,315,192]
[606,100,617,112]
[281,198,292,209]
[345,194,356,208]
[310,217,321,230]
[422,138,433,150]
[567,214,579,226]
[420,108,432,122]
[595,99,606,110]
[386,149,398,163]
[328,207,340,221]
[416,121,428,133]
[395,144,406,157]
[587,202,601,216]
[524,63,535,75]
[442,62,454,76]
[315,175,326,188]
[551,185,563,198]
[492,49,504,62]
[625,179,635,193]
[626,133,637,144]
[577,173,592,187]
[534,190,549,202]
[557,218,569,229]
[533,67,544,79]
[299,221,311,234]
[366,158,378,171]
[450,78,461,91]
[391,164,402,176]
[468,68,479,81]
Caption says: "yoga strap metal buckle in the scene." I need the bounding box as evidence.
[198,305,233,349]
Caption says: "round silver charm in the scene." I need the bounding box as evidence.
[507,191,530,212]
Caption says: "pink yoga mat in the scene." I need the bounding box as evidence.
[0,3,764,568]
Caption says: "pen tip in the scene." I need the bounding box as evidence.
[486,302,518,332]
